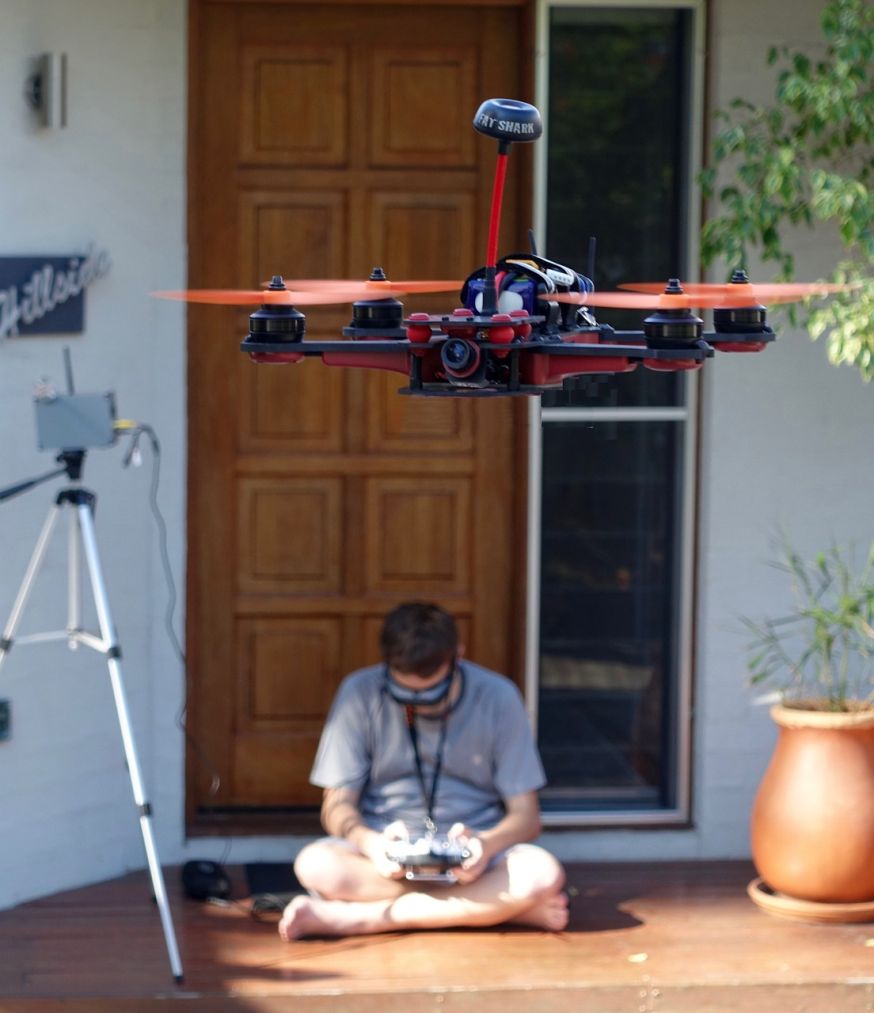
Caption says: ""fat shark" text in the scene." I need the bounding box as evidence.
[474,114,536,136]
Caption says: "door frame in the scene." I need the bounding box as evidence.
[525,0,707,828]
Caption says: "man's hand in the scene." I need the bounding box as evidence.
[447,822,491,884]
[322,788,410,880]
[360,819,410,880]
[447,792,541,884]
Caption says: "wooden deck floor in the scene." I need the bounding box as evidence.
[0,861,872,1011]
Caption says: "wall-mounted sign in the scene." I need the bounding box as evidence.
[0,246,111,339]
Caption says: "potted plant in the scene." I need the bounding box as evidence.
[741,540,874,918]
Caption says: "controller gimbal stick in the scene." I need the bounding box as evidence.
[472,98,543,316]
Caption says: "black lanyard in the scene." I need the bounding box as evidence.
[404,704,449,835]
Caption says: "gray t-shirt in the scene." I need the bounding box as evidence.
[310,661,546,835]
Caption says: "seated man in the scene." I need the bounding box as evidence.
[279,601,568,940]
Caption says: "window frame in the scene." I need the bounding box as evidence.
[526,0,706,827]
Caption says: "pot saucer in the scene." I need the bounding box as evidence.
[748,877,874,923]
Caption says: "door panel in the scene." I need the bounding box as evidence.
[365,375,474,453]
[369,191,477,277]
[240,45,349,166]
[238,359,346,454]
[239,189,348,281]
[363,476,472,595]
[188,0,528,822]
[236,476,344,594]
[368,47,478,168]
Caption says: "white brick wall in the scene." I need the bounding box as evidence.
[0,0,188,905]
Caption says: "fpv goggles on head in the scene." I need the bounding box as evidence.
[384,660,458,707]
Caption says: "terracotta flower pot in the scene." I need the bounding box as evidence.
[750,703,874,904]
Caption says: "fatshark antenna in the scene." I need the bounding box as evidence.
[472,98,543,315]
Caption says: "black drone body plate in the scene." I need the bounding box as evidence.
[530,340,711,361]
[241,337,714,359]
[342,326,409,339]
[243,330,769,362]
[240,338,419,355]
[398,384,543,397]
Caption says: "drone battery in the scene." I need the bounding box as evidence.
[35,392,117,451]
[466,276,536,315]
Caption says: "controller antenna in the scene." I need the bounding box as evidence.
[473,99,542,315]
[587,236,597,286]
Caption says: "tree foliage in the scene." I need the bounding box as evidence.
[700,0,874,378]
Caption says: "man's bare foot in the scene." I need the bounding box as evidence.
[278,895,393,940]
[278,896,334,940]
[277,889,570,940]
[508,891,569,931]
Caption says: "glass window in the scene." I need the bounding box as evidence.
[535,4,697,818]
[538,420,685,810]
[543,4,693,412]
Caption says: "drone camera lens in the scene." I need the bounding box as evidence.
[441,338,481,379]
[445,340,471,367]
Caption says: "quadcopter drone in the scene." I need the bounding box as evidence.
[155,98,847,397]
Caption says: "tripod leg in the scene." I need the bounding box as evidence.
[75,502,184,983]
[0,504,62,671]
[68,504,82,637]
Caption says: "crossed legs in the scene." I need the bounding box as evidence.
[279,838,568,940]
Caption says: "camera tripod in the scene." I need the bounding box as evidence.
[0,450,183,982]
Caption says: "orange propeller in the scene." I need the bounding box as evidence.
[151,287,367,306]
[553,272,852,309]
[264,269,463,299]
[618,280,853,300]
[553,290,786,310]
[155,269,464,308]
[275,280,464,296]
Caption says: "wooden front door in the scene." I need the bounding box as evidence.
[187,0,530,826]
